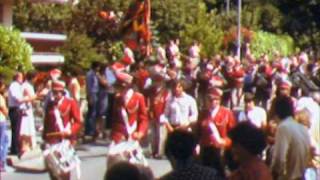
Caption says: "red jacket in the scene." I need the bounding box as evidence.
[43,97,82,144]
[149,88,170,122]
[111,91,149,143]
[199,106,236,148]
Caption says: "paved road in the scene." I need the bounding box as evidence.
[1,140,172,180]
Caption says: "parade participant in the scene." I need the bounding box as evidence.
[160,79,198,132]
[271,95,311,180]
[229,58,245,107]
[19,71,38,156]
[111,72,148,144]
[43,80,82,180]
[0,76,9,171]
[238,92,267,130]
[43,80,82,144]
[147,71,170,158]
[167,39,181,68]
[188,41,201,69]
[228,122,272,180]
[85,61,100,140]
[199,88,236,149]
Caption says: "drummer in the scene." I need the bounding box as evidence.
[110,72,149,144]
[43,80,82,180]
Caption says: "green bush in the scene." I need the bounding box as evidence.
[251,31,295,59]
[0,26,33,81]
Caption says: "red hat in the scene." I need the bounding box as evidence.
[279,80,292,90]
[122,48,135,65]
[50,69,61,80]
[111,62,126,72]
[52,80,65,91]
[209,88,223,99]
[116,72,133,85]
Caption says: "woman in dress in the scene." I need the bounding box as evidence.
[19,71,38,155]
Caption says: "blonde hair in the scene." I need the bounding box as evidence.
[295,108,311,128]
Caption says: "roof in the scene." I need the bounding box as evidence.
[21,32,67,41]
[31,53,64,65]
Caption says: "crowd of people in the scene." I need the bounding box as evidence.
[0,39,319,180]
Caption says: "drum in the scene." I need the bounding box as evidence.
[107,140,148,169]
[43,140,81,179]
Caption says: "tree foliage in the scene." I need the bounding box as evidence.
[58,31,104,72]
[250,31,295,59]
[0,26,33,80]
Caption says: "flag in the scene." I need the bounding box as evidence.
[121,0,152,57]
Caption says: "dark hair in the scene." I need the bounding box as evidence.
[244,92,255,102]
[274,95,294,119]
[91,61,100,69]
[164,129,197,161]
[105,162,153,180]
[25,71,36,81]
[105,162,141,180]
[229,122,267,155]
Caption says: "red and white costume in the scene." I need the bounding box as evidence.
[199,106,236,148]
[111,88,149,144]
[43,97,82,145]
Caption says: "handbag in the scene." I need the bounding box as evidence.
[43,140,81,179]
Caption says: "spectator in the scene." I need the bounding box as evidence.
[85,61,100,140]
[228,122,272,180]
[160,129,219,180]
[19,71,38,156]
[161,79,198,132]
[0,76,9,171]
[238,92,267,129]
[105,161,154,180]
[271,95,311,180]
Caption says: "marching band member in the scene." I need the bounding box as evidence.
[43,80,82,180]
[111,72,149,144]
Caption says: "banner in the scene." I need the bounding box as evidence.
[121,0,152,57]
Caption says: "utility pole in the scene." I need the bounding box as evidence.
[226,0,230,15]
[236,0,242,58]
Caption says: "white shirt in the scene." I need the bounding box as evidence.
[296,97,320,155]
[0,95,6,122]
[8,81,24,108]
[271,116,311,180]
[164,92,198,126]
[238,106,267,128]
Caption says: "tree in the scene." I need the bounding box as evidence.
[250,31,295,59]
[58,31,105,72]
[179,5,224,56]
[0,26,33,80]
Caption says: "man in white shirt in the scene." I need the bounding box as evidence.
[8,72,25,155]
[271,96,311,180]
[161,80,198,132]
[238,93,267,129]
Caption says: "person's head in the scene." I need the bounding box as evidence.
[244,92,255,111]
[25,71,37,82]
[229,122,267,163]
[52,80,66,102]
[207,88,223,109]
[274,95,294,120]
[91,61,101,72]
[114,72,133,93]
[278,80,292,96]
[171,79,185,97]
[165,129,197,166]
[14,72,24,84]
[0,76,6,94]
[49,68,62,81]
[104,162,141,180]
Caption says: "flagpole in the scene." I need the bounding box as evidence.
[236,0,242,58]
